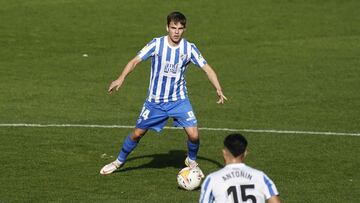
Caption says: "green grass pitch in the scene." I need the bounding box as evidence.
[0,0,359,202]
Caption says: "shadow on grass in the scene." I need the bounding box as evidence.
[114,150,223,173]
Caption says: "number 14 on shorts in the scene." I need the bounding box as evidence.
[140,107,150,120]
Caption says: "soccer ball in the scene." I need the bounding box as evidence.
[177,166,204,190]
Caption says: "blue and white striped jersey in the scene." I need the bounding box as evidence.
[199,163,279,203]
[137,36,207,103]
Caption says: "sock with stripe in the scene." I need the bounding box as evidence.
[117,134,139,163]
[187,140,199,161]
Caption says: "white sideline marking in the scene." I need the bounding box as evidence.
[0,123,359,137]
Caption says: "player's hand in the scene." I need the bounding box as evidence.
[216,89,227,104]
[108,79,123,94]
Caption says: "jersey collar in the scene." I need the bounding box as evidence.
[225,163,246,168]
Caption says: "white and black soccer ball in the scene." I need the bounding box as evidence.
[177,166,204,191]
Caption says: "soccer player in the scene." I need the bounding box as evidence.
[199,134,281,203]
[100,11,227,175]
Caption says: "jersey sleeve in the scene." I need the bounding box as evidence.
[137,38,156,61]
[262,173,279,199]
[190,43,207,68]
[199,176,215,203]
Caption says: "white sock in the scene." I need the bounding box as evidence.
[113,159,122,167]
[188,157,196,162]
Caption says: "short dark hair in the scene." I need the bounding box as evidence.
[224,134,248,157]
[167,11,186,27]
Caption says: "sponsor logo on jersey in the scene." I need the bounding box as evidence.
[164,62,179,74]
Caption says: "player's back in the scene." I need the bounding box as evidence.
[200,163,279,203]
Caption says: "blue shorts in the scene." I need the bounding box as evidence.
[135,98,197,132]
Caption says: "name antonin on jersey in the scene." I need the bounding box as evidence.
[222,170,253,181]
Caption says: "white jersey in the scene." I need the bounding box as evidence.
[137,36,207,103]
[199,163,279,203]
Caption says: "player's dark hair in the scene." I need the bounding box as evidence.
[167,11,186,27]
[224,133,248,157]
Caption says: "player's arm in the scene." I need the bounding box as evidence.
[108,55,142,93]
[199,176,215,203]
[201,64,227,104]
[262,174,281,203]
[267,195,282,203]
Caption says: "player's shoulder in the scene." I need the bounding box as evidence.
[145,36,165,44]
[155,36,166,40]
[201,170,223,189]
[207,168,224,178]
[149,36,162,43]
[182,37,190,43]
[203,168,224,182]
[242,164,275,184]
[205,165,235,181]
[180,38,195,47]
[242,164,267,175]
[187,40,197,47]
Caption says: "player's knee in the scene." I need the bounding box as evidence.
[188,132,199,143]
[131,133,142,142]
[131,129,147,141]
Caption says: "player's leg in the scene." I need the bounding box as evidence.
[100,128,147,175]
[119,101,168,163]
[184,127,204,178]
[168,98,200,168]
[100,101,168,175]
[184,126,201,168]
[117,128,147,164]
